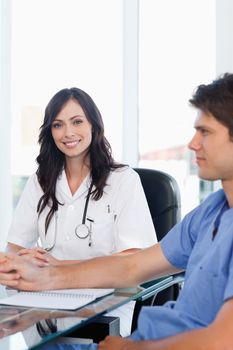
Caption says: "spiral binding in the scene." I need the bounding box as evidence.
[21,291,94,299]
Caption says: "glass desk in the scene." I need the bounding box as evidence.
[0,276,178,350]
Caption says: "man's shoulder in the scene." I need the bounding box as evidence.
[181,189,226,227]
[186,189,226,226]
[201,189,226,207]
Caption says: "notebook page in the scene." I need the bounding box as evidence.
[0,288,114,310]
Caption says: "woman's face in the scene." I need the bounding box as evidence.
[51,99,92,162]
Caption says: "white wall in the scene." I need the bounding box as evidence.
[216,0,233,75]
[122,0,139,166]
[214,0,233,192]
[0,0,12,249]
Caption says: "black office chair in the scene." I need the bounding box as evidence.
[133,167,181,239]
[131,168,182,332]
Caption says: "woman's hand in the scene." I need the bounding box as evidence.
[18,248,60,266]
[0,254,51,290]
[18,248,82,267]
[0,253,20,287]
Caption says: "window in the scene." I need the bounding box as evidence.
[11,0,123,183]
[139,0,216,216]
[1,0,226,249]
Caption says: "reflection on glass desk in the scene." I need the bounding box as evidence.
[0,276,176,350]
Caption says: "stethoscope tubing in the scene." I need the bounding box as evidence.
[37,182,94,251]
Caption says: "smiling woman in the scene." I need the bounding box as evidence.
[6,87,157,336]
[51,100,93,164]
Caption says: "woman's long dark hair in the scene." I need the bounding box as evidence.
[36,87,125,232]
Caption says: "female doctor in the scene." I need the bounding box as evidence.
[6,87,157,336]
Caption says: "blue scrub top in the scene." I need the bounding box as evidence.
[132,189,233,340]
[40,190,233,349]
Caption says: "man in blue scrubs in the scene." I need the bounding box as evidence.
[1,73,233,349]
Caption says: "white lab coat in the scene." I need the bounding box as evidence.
[7,166,157,336]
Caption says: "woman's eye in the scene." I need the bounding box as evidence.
[73,119,82,125]
[52,123,62,129]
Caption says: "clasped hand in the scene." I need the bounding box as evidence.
[0,252,48,290]
[17,247,59,266]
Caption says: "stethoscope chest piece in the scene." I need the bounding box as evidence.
[73,182,94,247]
[75,224,90,239]
[39,182,94,251]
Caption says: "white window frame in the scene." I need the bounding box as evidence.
[0,0,12,249]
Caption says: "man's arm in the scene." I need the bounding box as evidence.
[17,247,140,266]
[98,298,233,350]
[50,243,180,290]
[0,243,181,291]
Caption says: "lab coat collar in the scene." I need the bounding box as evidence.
[57,169,92,200]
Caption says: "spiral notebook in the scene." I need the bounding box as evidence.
[0,288,114,310]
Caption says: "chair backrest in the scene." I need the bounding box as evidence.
[131,168,181,332]
[133,168,181,241]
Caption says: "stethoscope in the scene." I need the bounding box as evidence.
[74,182,94,246]
[39,182,94,251]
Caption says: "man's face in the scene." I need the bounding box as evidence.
[188,110,233,184]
